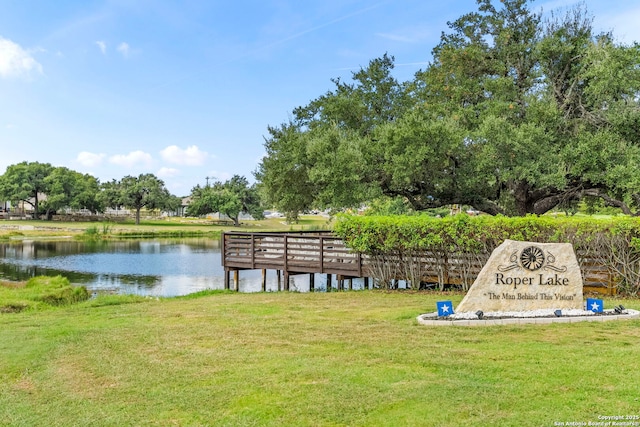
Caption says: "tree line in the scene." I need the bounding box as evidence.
[256,0,640,218]
[0,161,261,226]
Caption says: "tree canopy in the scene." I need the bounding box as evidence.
[257,0,640,216]
[99,174,179,225]
[187,175,264,226]
[42,167,103,219]
[0,164,184,222]
[0,161,54,217]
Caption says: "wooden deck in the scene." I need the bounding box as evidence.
[222,231,365,290]
[222,231,617,294]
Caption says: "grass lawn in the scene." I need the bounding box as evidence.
[1,291,639,426]
[0,215,333,240]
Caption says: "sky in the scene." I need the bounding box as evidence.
[1,0,639,196]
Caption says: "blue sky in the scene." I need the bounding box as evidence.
[1,0,638,196]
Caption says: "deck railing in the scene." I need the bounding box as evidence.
[222,231,617,294]
[223,231,362,277]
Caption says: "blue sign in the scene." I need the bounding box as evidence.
[586,298,603,313]
[437,300,454,317]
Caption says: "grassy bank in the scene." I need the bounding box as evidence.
[0,215,332,240]
[1,291,639,426]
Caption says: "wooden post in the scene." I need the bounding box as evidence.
[364,277,369,290]
[348,278,353,291]
[261,269,267,292]
[283,235,288,273]
[309,273,315,292]
[319,237,324,273]
[224,269,230,290]
[338,275,343,291]
[250,234,255,269]
[221,233,226,267]
[277,270,282,291]
[284,271,290,291]
[326,274,332,292]
[233,270,239,292]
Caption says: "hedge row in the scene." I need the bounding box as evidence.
[333,215,640,295]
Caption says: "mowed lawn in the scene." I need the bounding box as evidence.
[0,215,333,240]
[1,291,639,426]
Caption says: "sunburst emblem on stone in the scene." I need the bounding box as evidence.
[520,246,545,271]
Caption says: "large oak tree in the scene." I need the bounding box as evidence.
[187,175,264,226]
[99,174,178,225]
[0,161,54,218]
[257,0,640,216]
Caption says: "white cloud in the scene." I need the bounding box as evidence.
[77,151,106,167]
[109,150,153,167]
[160,145,209,166]
[117,42,130,57]
[95,40,107,55]
[0,36,43,78]
[157,167,180,178]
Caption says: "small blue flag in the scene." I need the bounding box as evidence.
[587,298,603,313]
[437,300,454,317]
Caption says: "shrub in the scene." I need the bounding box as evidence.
[334,215,640,295]
[26,276,90,306]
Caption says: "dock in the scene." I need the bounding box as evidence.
[222,231,617,294]
[222,231,368,291]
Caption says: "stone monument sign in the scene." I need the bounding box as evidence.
[455,239,584,313]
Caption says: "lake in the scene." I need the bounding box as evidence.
[0,238,365,296]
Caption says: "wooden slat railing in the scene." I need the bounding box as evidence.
[223,231,360,276]
[222,232,617,294]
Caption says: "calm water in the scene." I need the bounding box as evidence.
[0,238,364,296]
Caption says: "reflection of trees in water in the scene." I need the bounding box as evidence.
[0,260,101,283]
[0,260,161,287]
[0,240,107,259]
[0,238,218,291]
[105,238,220,254]
[0,238,220,260]
[116,274,161,288]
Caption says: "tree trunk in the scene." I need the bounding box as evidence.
[136,207,141,225]
[581,189,634,216]
[34,194,39,220]
[470,199,504,216]
[511,181,532,217]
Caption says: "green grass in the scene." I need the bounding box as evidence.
[0,215,333,241]
[1,291,639,426]
[0,276,90,312]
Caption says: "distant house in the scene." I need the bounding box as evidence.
[10,193,48,218]
[0,201,9,219]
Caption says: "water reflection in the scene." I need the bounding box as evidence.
[0,238,368,296]
[0,239,222,296]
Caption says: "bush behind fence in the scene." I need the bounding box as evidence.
[334,215,640,295]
